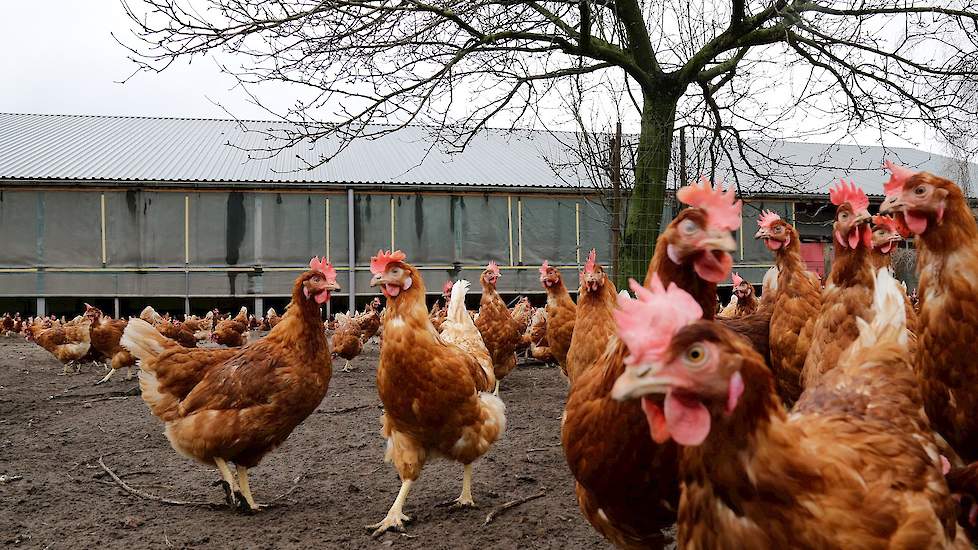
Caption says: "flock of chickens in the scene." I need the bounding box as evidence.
[5,160,978,548]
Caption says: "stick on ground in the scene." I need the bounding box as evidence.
[97,456,218,508]
[484,489,546,526]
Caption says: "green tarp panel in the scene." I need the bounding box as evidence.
[0,190,40,267]
[259,193,343,267]
[394,194,455,265]
[454,195,511,266]
[578,199,613,268]
[354,194,393,265]
[190,192,256,267]
[520,197,578,266]
[105,190,185,267]
[39,191,102,267]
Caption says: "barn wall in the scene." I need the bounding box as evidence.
[0,187,614,307]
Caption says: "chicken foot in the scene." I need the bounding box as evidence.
[367,479,413,537]
[436,463,476,509]
[236,465,262,512]
[341,360,353,373]
[214,457,239,509]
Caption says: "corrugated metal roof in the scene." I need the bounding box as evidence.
[0,112,975,196]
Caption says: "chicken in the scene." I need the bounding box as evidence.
[1,313,14,336]
[212,307,248,347]
[510,297,533,336]
[81,304,138,385]
[156,318,197,348]
[265,308,281,329]
[754,210,821,406]
[717,292,738,317]
[475,261,522,383]
[331,312,363,372]
[27,317,92,374]
[565,249,618,384]
[611,267,969,549]
[357,298,383,343]
[801,180,875,389]
[880,162,978,463]
[727,272,758,317]
[524,309,553,362]
[139,306,163,324]
[120,257,339,511]
[562,178,740,549]
[439,279,495,390]
[367,250,505,537]
[539,261,576,376]
[871,214,919,336]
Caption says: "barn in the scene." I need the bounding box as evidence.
[1,113,974,317]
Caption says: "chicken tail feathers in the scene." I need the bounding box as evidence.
[121,318,177,365]
[446,280,470,324]
[851,267,908,354]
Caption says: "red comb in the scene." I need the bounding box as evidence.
[829,179,869,212]
[584,249,597,274]
[370,249,407,275]
[676,177,742,231]
[309,256,337,280]
[614,274,703,367]
[731,272,743,287]
[539,260,550,276]
[883,160,917,196]
[757,210,781,229]
[486,261,501,277]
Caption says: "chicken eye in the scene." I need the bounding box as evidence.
[914,185,927,196]
[684,344,708,368]
[839,212,849,221]
[774,226,783,234]
[311,275,322,283]
[680,219,699,235]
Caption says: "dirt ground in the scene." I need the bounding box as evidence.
[0,335,609,549]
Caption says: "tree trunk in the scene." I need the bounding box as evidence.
[618,93,679,286]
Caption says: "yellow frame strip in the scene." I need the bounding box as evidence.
[507,196,514,266]
[100,193,107,265]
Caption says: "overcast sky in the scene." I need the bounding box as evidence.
[1,0,279,119]
[1,0,954,158]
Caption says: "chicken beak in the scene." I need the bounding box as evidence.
[853,211,872,225]
[880,194,903,214]
[753,228,769,239]
[610,363,675,401]
[369,273,387,287]
[325,280,341,292]
[699,229,738,254]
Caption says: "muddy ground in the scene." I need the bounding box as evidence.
[0,335,609,549]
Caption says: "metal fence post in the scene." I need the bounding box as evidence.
[347,188,356,311]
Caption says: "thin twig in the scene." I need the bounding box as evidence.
[525,444,561,453]
[318,404,373,415]
[49,386,139,400]
[484,489,547,525]
[268,472,306,503]
[97,457,218,508]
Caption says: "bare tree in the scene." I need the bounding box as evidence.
[120,0,978,281]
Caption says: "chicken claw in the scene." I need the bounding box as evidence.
[367,512,412,538]
[368,479,413,537]
[214,458,239,509]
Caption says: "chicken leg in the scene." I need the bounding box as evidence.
[236,465,262,512]
[437,463,476,509]
[367,479,413,537]
[341,360,353,373]
[214,457,239,509]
